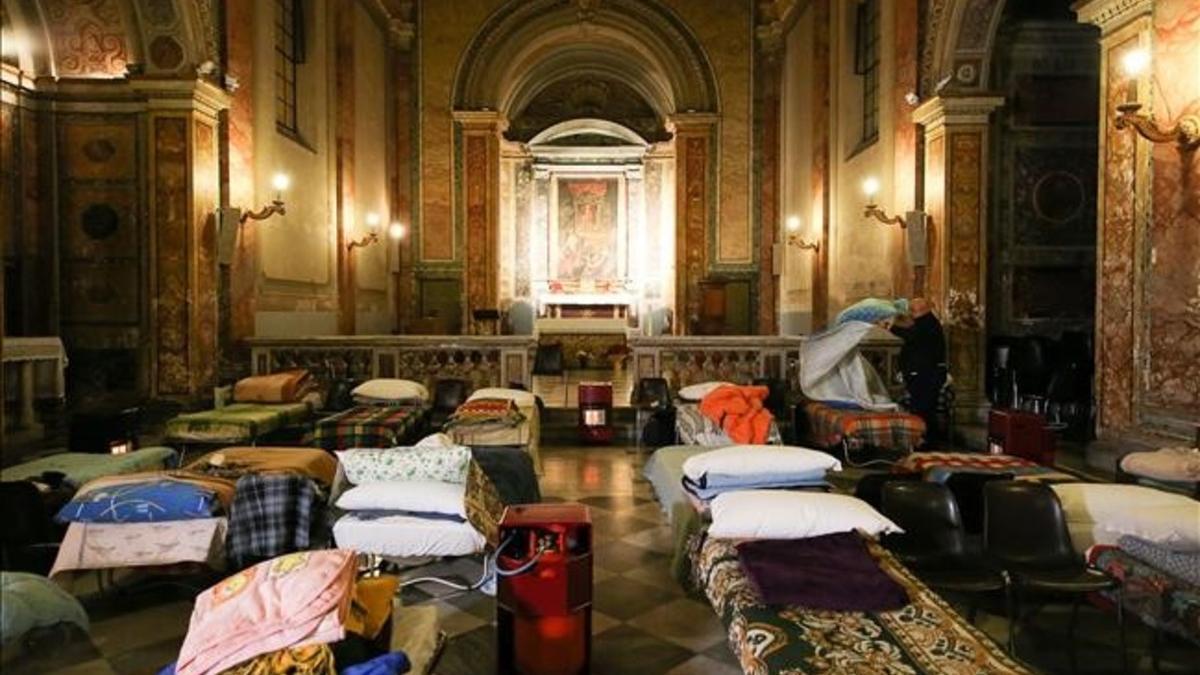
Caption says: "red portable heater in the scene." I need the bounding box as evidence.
[987,408,1055,465]
[497,504,592,675]
[577,382,614,444]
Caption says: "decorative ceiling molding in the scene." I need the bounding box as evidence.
[453,0,719,117]
[1071,0,1152,35]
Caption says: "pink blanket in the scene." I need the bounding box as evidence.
[176,549,357,675]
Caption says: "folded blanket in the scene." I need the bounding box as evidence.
[233,370,316,404]
[176,550,357,675]
[698,385,773,445]
[443,398,525,429]
[57,479,222,523]
[74,471,238,512]
[187,447,338,488]
[682,475,828,502]
[736,532,909,610]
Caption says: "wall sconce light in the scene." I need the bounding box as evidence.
[347,213,405,251]
[239,172,290,224]
[861,176,908,228]
[1114,48,1200,149]
[784,215,819,252]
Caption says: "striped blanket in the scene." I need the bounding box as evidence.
[308,405,429,451]
[801,401,925,452]
[895,451,1077,483]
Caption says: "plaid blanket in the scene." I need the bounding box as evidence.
[165,402,313,444]
[895,451,1077,482]
[444,398,525,430]
[801,401,925,452]
[225,473,324,570]
[308,405,429,451]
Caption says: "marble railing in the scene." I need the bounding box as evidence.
[628,329,904,393]
[247,336,538,392]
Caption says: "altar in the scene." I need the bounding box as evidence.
[537,291,636,319]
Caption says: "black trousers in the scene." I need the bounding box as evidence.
[906,368,946,445]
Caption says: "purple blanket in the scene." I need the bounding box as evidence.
[736,532,909,610]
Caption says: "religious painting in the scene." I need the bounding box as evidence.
[554,177,620,281]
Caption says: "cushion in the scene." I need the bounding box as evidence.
[233,370,315,403]
[335,480,466,519]
[678,381,732,402]
[1118,535,1200,586]
[1120,447,1200,483]
[709,490,901,540]
[1052,483,1200,552]
[351,379,429,404]
[682,445,841,483]
[337,446,472,485]
[469,387,536,408]
[56,479,221,523]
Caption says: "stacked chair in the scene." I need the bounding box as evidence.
[879,479,1126,671]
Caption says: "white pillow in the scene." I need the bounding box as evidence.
[709,490,902,540]
[351,379,429,403]
[469,387,536,408]
[683,445,841,482]
[1052,483,1200,552]
[335,480,466,518]
[678,381,732,401]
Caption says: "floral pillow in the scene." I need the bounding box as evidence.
[337,446,471,485]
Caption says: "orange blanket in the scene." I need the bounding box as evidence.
[698,385,774,445]
[233,370,315,404]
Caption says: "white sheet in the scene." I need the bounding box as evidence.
[333,513,485,558]
[800,321,897,411]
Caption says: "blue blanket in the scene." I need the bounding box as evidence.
[56,480,220,523]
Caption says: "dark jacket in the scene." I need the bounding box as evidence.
[892,313,946,375]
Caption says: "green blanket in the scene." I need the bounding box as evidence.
[1,447,176,488]
[164,402,312,443]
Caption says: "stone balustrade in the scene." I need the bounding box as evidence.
[247,335,537,392]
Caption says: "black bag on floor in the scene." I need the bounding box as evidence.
[641,408,677,446]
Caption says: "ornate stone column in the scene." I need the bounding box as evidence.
[913,94,1004,419]
[670,113,717,335]
[756,20,785,335]
[141,80,229,399]
[453,110,504,333]
[388,14,416,333]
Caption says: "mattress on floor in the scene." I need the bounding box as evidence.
[164,402,313,444]
[642,445,710,523]
[333,513,485,558]
[674,403,782,447]
[0,447,177,488]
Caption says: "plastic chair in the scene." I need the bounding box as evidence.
[431,379,469,429]
[880,482,1004,623]
[0,481,61,575]
[983,480,1125,669]
[533,343,567,405]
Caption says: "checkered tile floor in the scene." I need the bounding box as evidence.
[403,446,742,675]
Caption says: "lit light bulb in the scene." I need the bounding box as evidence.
[862,177,880,199]
[271,172,291,193]
[1121,48,1150,77]
[786,216,802,233]
[389,222,406,240]
[365,212,381,233]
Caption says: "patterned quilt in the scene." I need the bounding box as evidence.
[165,402,313,444]
[693,534,1030,675]
[801,401,925,453]
[308,405,429,451]
[895,451,1077,483]
[1088,545,1200,645]
[676,404,783,447]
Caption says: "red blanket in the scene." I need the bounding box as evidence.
[698,385,774,445]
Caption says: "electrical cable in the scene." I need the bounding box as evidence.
[398,532,543,592]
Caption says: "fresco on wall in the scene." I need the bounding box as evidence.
[555,178,619,281]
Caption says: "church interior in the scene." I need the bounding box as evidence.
[2,0,1199,673]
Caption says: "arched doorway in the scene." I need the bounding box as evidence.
[446,0,720,336]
